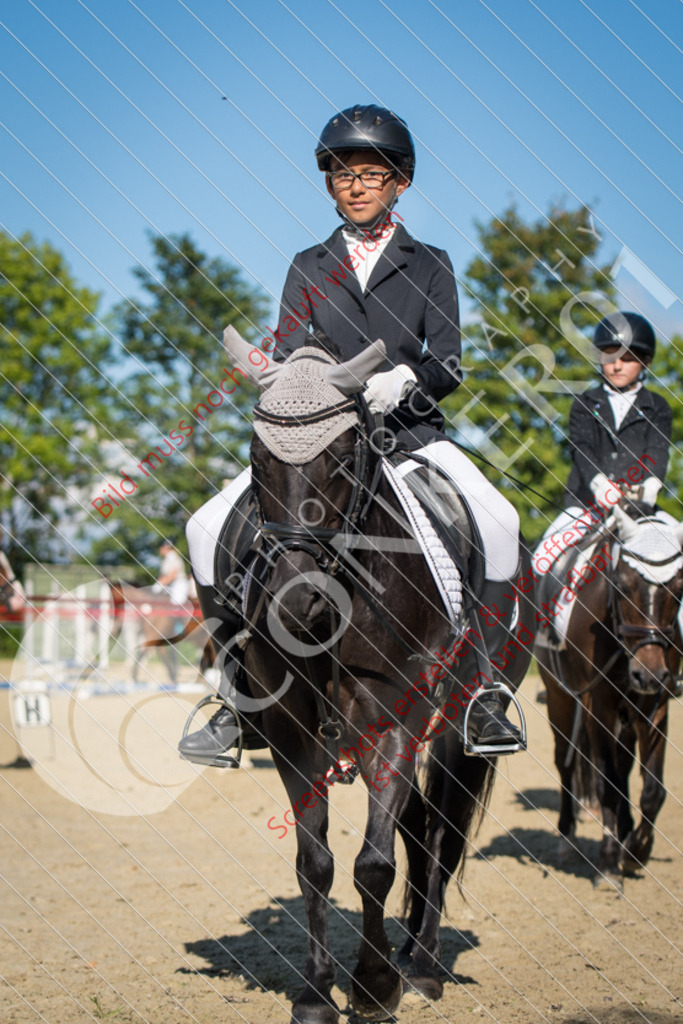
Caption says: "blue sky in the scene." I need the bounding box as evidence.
[1,0,681,337]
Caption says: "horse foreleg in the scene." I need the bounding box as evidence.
[350,785,405,1020]
[291,800,338,1024]
[614,716,636,843]
[622,704,668,875]
[546,674,580,860]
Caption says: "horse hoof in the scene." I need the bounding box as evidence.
[557,834,577,863]
[402,970,444,1002]
[290,999,338,1024]
[622,832,654,875]
[351,966,402,1020]
[593,869,624,894]
[621,855,639,878]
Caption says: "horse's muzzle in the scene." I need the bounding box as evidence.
[628,657,670,697]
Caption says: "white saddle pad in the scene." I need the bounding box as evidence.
[383,459,462,627]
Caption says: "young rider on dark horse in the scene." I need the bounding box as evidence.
[533,311,673,574]
[180,104,526,767]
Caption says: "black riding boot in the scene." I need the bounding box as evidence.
[463,578,525,753]
[466,690,523,747]
[178,583,267,767]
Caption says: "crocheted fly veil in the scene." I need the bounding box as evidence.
[616,513,683,585]
[221,326,388,463]
[253,348,358,465]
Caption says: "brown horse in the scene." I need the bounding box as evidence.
[536,505,683,888]
[102,580,211,685]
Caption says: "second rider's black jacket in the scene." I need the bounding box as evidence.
[565,384,672,508]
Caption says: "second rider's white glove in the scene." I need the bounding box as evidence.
[364,365,417,415]
[641,476,662,506]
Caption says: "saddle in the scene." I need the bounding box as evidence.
[214,487,261,612]
[213,453,486,629]
[387,451,484,595]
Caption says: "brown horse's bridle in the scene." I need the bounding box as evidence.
[607,545,681,662]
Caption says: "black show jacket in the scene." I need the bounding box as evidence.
[565,384,672,508]
[275,224,461,444]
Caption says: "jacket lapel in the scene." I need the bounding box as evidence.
[365,223,414,293]
[618,387,651,431]
[315,229,364,304]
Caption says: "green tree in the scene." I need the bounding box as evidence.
[0,231,114,572]
[88,233,269,568]
[445,202,617,542]
[649,334,683,517]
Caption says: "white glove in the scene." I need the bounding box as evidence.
[590,472,622,507]
[641,476,662,506]
[364,365,417,415]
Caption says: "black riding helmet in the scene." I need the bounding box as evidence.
[315,104,416,181]
[593,311,656,360]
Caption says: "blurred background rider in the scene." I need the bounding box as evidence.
[153,539,190,606]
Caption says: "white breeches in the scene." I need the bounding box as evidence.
[186,441,520,587]
[411,441,519,581]
[186,467,252,587]
[532,507,599,575]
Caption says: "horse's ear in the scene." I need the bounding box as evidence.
[325,339,387,395]
[613,504,639,542]
[223,325,283,389]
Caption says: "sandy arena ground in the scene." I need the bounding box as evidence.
[1,663,682,1024]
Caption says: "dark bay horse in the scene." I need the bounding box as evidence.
[222,328,534,1023]
[536,505,683,889]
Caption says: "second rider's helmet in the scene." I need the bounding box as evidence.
[593,312,656,361]
[315,105,415,181]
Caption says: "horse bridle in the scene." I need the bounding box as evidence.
[607,543,681,661]
[251,394,382,572]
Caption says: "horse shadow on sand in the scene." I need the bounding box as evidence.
[474,786,603,879]
[181,894,480,1002]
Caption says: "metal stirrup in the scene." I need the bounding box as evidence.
[463,681,528,757]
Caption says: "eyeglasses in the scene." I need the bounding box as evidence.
[328,169,396,191]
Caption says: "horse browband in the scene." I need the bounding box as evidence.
[253,398,356,427]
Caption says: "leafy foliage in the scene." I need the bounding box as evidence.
[444,203,618,542]
[0,231,113,572]
[88,233,269,568]
[648,334,683,518]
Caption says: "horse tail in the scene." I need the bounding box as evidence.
[142,619,203,649]
[402,733,497,921]
[571,719,598,809]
